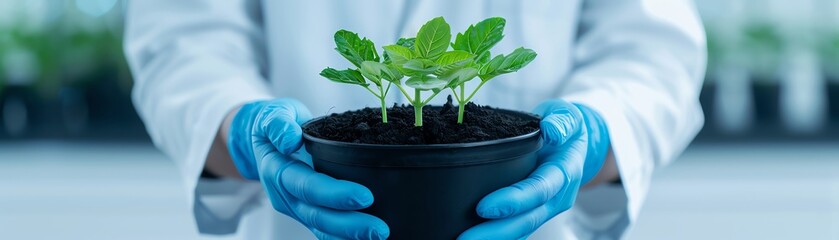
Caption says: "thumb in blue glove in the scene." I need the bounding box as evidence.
[458,100,610,240]
[228,98,389,240]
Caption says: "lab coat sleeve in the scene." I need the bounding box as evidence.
[124,0,273,234]
[561,0,706,225]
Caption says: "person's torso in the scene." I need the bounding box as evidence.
[262,0,582,116]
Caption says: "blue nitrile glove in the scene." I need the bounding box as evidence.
[228,98,389,240]
[458,99,610,240]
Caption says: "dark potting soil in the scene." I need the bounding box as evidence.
[303,96,540,144]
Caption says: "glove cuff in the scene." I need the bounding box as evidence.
[227,101,265,180]
[574,103,611,185]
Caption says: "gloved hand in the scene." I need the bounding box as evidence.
[228,98,389,240]
[458,99,611,240]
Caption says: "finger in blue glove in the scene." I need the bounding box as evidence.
[228,99,389,240]
[459,100,610,240]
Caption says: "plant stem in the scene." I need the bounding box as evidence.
[383,81,392,97]
[457,83,466,124]
[451,87,461,102]
[379,85,388,123]
[421,90,441,106]
[414,89,422,127]
[464,81,487,103]
[396,84,414,103]
[365,86,382,98]
[380,97,388,123]
[458,103,466,124]
[460,83,465,101]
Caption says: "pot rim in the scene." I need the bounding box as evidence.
[301,108,542,150]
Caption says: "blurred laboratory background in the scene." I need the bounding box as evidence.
[0,0,837,239]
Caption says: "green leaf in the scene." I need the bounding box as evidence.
[441,67,479,87]
[478,54,506,76]
[397,37,416,50]
[452,17,506,55]
[434,50,475,75]
[382,45,415,64]
[435,50,474,65]
[479,47,537,81]
[359,61,383,85]
[475,50,491,65]
[320,67,368,86]
[405,75,449,90]
[334,30,380,67]
[385,64,405,83]
[401,59,440,75]
[414,17,451,60]
[497,47,537,73]
[382,51,391,64]
[360,61,403,84]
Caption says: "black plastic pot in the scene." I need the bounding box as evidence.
[302,109,542,240]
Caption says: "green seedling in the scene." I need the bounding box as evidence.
[445,17,537,123]
[320,16,536,126]
[321,30,401,123]
[383,17,456,126]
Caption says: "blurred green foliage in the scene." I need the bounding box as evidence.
[0,1,129,99]
[818,32,839,79]
[740,23,784,82]
[704,22,785,84]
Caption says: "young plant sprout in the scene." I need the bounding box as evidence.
[383,17,467,127]
[445,17,537,124]
[320,16,536,126]
[320,30,401,123]
[386,16,537,125]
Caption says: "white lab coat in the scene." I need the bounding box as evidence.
[125,0,705,239]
